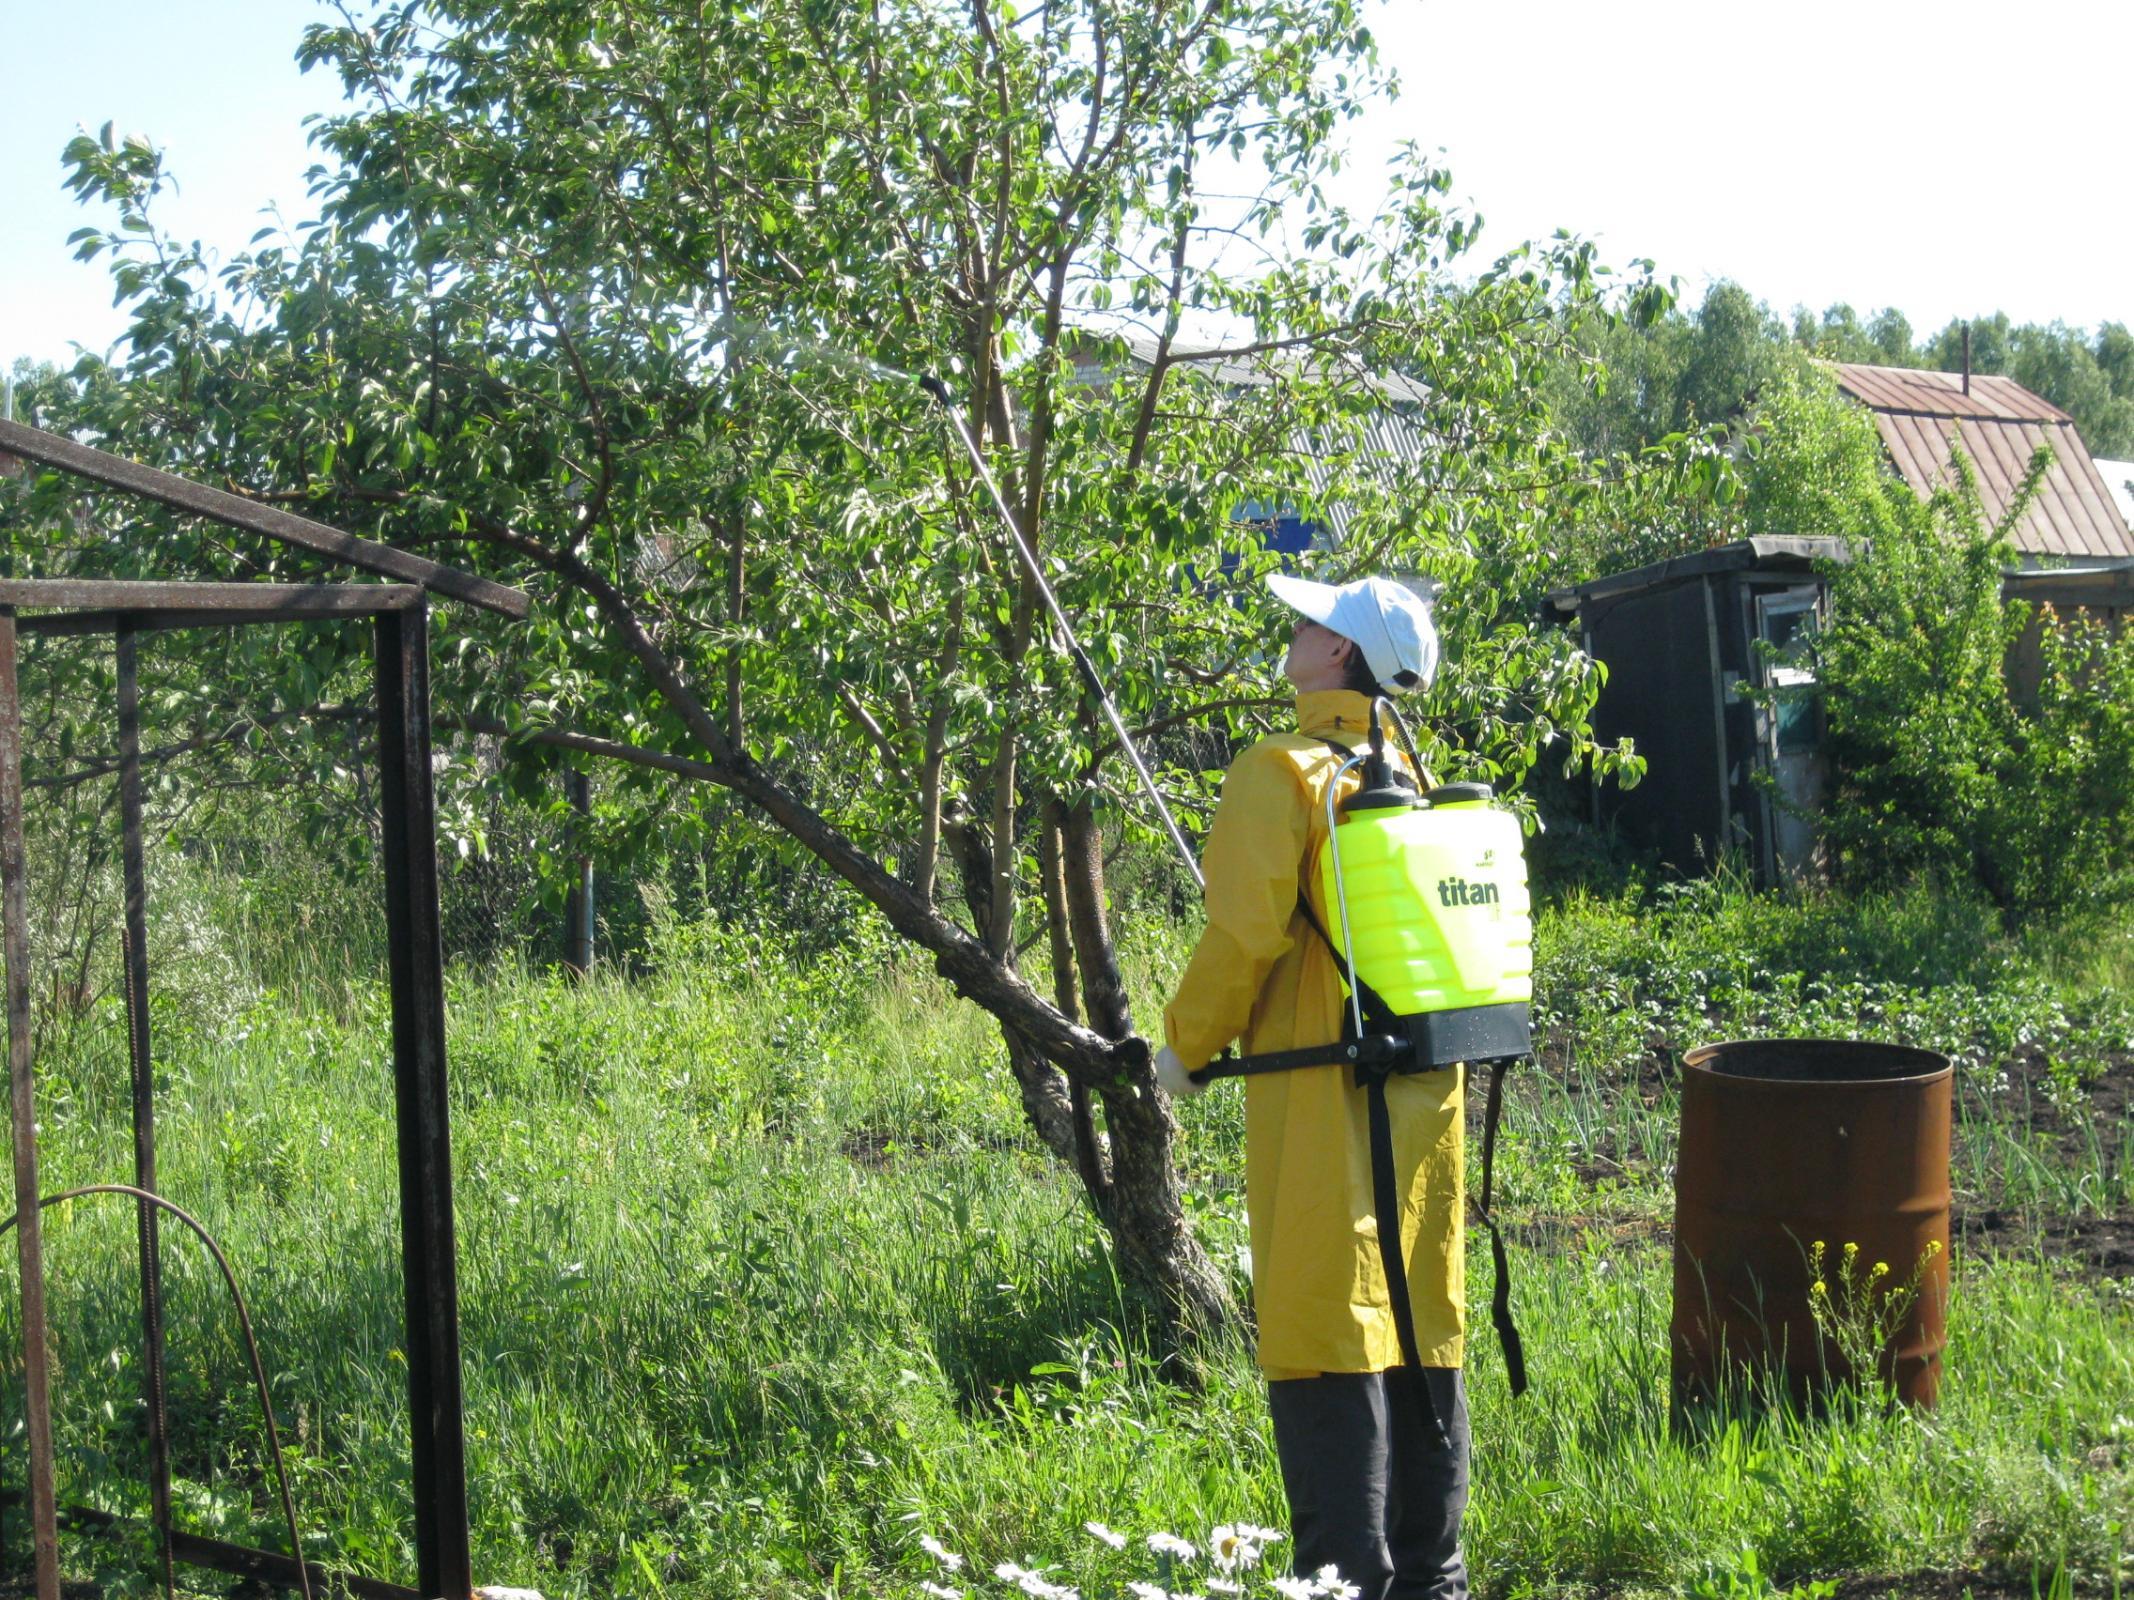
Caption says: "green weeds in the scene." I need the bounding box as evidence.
[5,870,2130,1597]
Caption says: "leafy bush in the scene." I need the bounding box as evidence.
[1752,365,2134,928]
[1740,356,1919,547]
[1978,607,2134,923]
[1812,452,2026,896]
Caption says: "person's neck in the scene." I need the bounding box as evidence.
[1286,667,1350,694]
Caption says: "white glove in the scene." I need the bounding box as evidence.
[1154,1044,1207,1098]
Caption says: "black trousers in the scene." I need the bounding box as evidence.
[1267,1367,1470,1600]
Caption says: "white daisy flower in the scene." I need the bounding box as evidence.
[1312,1565,1360,1600]
[1084,1522,1127,1551]
[1208,1526,1246,1573]
[1146,1533,1197,1561]
[1272,1578,1314,1600]
[1128,1584,1169,1600]
[920,1536,964,1572]
[1205,1581,1242,1596]
[920,1585,963,1600]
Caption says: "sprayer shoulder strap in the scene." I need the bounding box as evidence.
[1293,739,1402,1029]
[1478,1053,1529,1397]
[1192,737,1531,1398]
[1300,743,1444,1425]
[1194,739,1398,1084]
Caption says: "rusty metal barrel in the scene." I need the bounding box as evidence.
[1671,1039,1952,1412]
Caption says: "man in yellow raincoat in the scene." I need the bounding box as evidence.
[1155,573,1468,1600]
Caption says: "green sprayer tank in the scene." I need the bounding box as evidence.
[1315,771,1534,1067]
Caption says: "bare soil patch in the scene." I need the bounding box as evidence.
[1953,1042,2134,1279]
[1534,1029,2134,1278]
[1830,1570,2099,1600]
[1954,1204,2134,1278]
[1979,1042,2134,1158]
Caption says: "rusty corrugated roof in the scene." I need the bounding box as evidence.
[1829,362,2134,558]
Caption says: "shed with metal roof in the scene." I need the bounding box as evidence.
[1828,362,2133,559]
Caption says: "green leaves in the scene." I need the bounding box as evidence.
[1801,397,2134,929]
[13,0,1665,953]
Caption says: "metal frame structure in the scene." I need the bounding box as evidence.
[0,417,530,1600]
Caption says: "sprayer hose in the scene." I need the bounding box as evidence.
[0,1185,313,1600]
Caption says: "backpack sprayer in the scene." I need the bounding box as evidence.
[1187,699,1536,1395]
[915,374,1534,1394]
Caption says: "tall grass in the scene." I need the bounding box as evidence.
[5,864,2130,1597]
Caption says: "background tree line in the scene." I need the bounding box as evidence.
[1548,278,2134,461]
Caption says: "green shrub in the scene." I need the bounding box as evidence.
[1979,607,2134,923]
[1800,399,2134,928]
[1813,453,2023,896]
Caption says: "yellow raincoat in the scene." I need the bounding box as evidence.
[1164,689,1464,1378]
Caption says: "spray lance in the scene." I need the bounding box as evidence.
[914,374,1204,891]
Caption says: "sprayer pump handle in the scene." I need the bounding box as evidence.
[1342,701,1418,813]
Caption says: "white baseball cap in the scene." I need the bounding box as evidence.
[1267,572,1440,693]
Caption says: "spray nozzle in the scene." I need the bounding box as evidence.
[917,373,955,407]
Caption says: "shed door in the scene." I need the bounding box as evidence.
[1753,586,1827,881]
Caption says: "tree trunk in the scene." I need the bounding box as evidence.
[1005,1030,1082,1167]
[1041,802,1111,1212]
[946,810,1079,1165]
[1096,1069,1236,1346]
[1059,796,1133,1039]
[1057,794,1236,1343]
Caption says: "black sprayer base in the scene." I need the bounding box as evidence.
[1404,1001,1530,1068]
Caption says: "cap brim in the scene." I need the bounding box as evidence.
[1266,572,1341,626]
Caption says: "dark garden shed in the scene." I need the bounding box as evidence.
[1544,537,1852,886]
[1547,372,2134,889]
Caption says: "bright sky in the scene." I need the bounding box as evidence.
[1353,1,2134,338]
[5,0,2130,376]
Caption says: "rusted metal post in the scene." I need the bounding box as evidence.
[563,767,593,975]
[116,622,177,1595]
[0,609,62,1600]
[374,600,474,1600]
